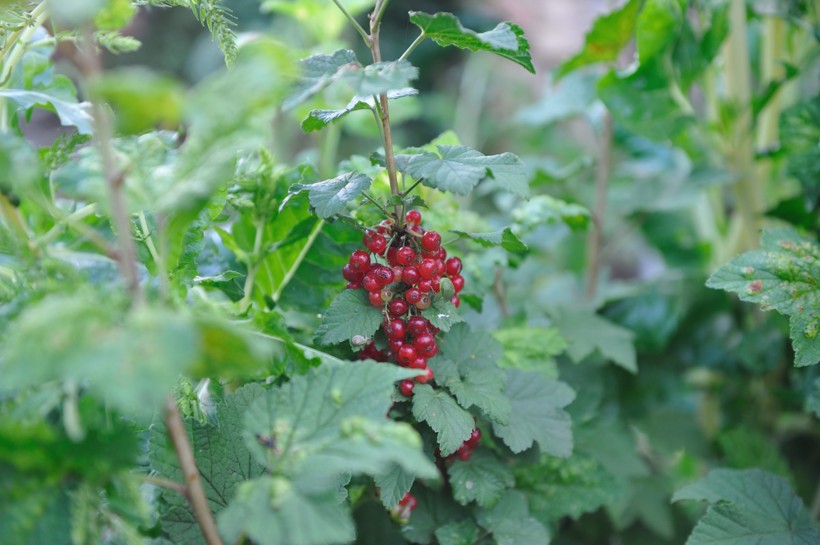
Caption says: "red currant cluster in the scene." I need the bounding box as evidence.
[341,210,466,397]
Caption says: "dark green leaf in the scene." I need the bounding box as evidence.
[636,0,683,62]
[421,298,463,333]
[408,11,534,73]
[552,308,637,372]
[447,449,514,507]
[451,228,527,254]
[315,289,384,345]
[411,384,474,457]
[434,519,481,545]
[780,96,819,204]
[290,172,372,219]
[301,88,417,133]
[476,490,551,545]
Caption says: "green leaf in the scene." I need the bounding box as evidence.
[217,476,354,545]
[374,463,415,510]
[450,228,528,254]
[0,479,71,545]
[401,486,467,544]
[780,96,819,204]
[301,88,417,133]
[150,384,267,544]
[492,369,575,456]
[285,50,418,110]
[411,384,475,457]
[395,145,529,198]
[447,449,514,507]
[516,72,599,126]
[315,289,384,345]
[408,11,534,73]
[420,297,463,333]
[706,228,820,366]
[672,468,820,545]
[556,0,641,78]
[0,89,93,134]
[511,195,590,231]
[476,490,551,545]
[494,327,566,377]
[289,172,372,219]
[636,0,683,62]
[717,427,792,481]
[433,519,481,545]
[552,308,638,372]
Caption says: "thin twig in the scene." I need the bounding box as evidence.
[584,111,613,301]
[492,268,509,319]
[360,191,390,216]
[398,31,424,61]
[330,0,369,46]
[163,395,224,545]
[141,474,188,497]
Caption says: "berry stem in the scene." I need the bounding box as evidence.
[330,0,370,46]
[401,178,423,197]
[360,190,390,217]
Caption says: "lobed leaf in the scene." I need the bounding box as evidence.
[289,172,372,219]
[314,289,384,345]
[301,88,417,132]
[450,228,527,254]
[446,449,514,507]
[476,490,551,545]
[0,89,93,134]
[411,384,474,457]
[552,308,637,372]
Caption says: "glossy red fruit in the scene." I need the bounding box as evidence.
[405,288,422,305]
[362,275,380,293]
[407,316,428,335]
[404,210,422,226]
[415,366,434,384]
[346,281,361,290]
[445,257,462,276]
[415,294,432,310]
[377,219,394,234]
[437,247,447,261]
[402,266,420,285]
[434,259,445,277]
[409,356,427,369]
[421,230,441,252]
[388,298,408,317]
[399,492,417,509]
[387,339,404,353]
[367,233,387,254]
[456,444,472,461]
[413,333,435,350]
[420,342,438,358]
[369,292,383,306]
[385,320,406,341]
[450,274,464,293]
[372,266,394,286]
[349,250,371,272]
[450,294,461,308]
[399,380,415,397]
[431,277,441,293]
[396,246,416,266]
[342,263,363,282]
[386,246,399,266]
[418,259,437,280]
[417,279,433,293]
[398,345,417,365]
[467,428,481,447]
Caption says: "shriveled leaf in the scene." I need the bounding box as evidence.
[451,228,528,254]
[408,11,534,73]
[289,172,372,219]
[411,384,474,457]
[447,450,514,507]
[673,468,820,545]
[492,369,575,456]
[315,289,384,345]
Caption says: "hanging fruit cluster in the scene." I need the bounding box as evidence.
[341,209,465,397]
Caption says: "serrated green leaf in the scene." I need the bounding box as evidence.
[673,468,820,545]
[301,88,417,132]
[315,289,384,345]
[717,427,792,481]
[494,327,566,377]
[421,298,463,332]
[780,96,819,203]
[0,89,93,134]
[218,476,354,545]
[552,308,637,372]
[285,50,418,110]
[395,145,529,197]
[556,0,641,78]
[374,463,415,510]
[408,11,534,73]
[492,369,575,456]
[433,519,481,545]
[290,172,372,219]
[411,384,474,457]
[636,0,683,62]
[451,228,528,254]
[447,450,514,507]
[706,228,820,366]
[476,490,550,545]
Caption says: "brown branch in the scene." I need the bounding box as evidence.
[584,111,613,301]
[493,268,509,319]
[164,395,224,545]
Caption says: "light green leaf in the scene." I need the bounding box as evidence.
[556,0,641,78]
[476,490,551,545]
[0,89,93,134]
[447,450,514,507]
[673,468,820,545]
[636,0,682,62]
[395,145,529,198]
[706,228,820,366]
[494,327,566,376]
[217,476,354,545]
[434,519,481,545]
[301,88,417,132]
[374,463,415,510]
[289,172,372,219]
[511,194,590,231]
[492,369,575,456]
[450,228,528,254]
[411,384,474,457]
[408,11,534,73]
[421,298,463,333]
[315,289,384,345]
[516,71,599,126]
[552,308,637,372]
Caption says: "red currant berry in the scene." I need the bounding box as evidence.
[413,334,435,350]
[343,263,363,282]
[451,274,464,293]
[420,342,438,357]
[402,266,420,285]
[415,294,432,310]
[384,320,406,341]
[398,345,417,365]
[391,265,404,281]
[450,294,461,308]
[386,246,399,266]
[409,356,427,369]
[431,277,441,293]
[445,257,462,276]
[434,259,445,277]
[405,288,422,305]
[346,281,361,290]
[369,292,383,306]
[415,366,434,384]
[377,219,393,234]
[396,246,416,266]
[418,259,437,280]
[456,444,472,461]
[437,247,447,261]
[372,266,394,286]
[407,316,428,335]
[387,339,404,353]
[417,279,433,293]
[467,428,481,447]
[421,231,441,252]
[404,210,422,226]
[349,250,371,272]
[367,233,387,254]
[399,380,415,397]
[362,275,380,293]
[388,298,408,317]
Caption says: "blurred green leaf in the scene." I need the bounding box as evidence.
[476,490,550,545]
[374,463,414,510]
[451,228,528,254]
[494,327,566,376]
[0,132,41,196]
[0,89,93,134]
[447,449,513,507]
[717,427,792,482]
[516,72,599,126]
[92,68,183,134]
[434,519,481,545]
[553,309,637,372]
[511,195,590,231]
[780,95,819,205]
[636,0,683,62]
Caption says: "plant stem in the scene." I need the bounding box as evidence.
[163,395,224,545]
[398,31,425,61]
[402,178,422,197]
[372,0,390,28]
[141,474,188,496]
[584,111,613,301]
[239,217,265,313]
[272,218,325,303]
[492,268,509,319]
[78,28,142,302]
[361,191,390,216]
[330,0,370,46]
